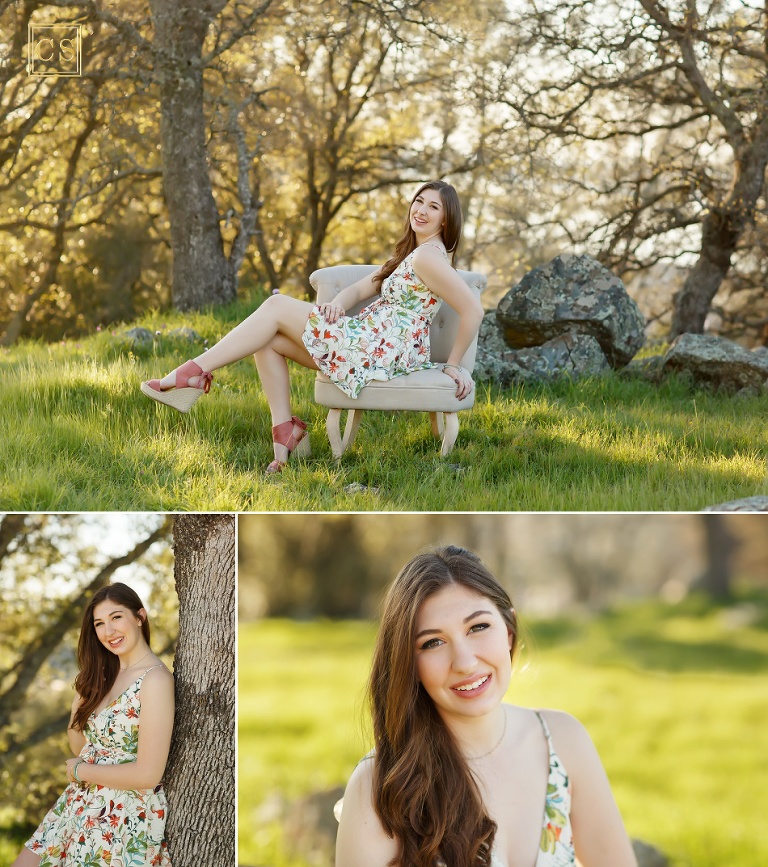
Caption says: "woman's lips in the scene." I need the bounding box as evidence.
[451,673,492,697]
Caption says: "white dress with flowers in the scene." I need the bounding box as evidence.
[26,666,172,867]
[302,246,444,399]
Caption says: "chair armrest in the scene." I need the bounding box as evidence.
[310,264,379,310]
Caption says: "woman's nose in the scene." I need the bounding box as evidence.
[451,641,477,673]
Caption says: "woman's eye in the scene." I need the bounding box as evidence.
[420,637,443,650]
[469,622,490,634]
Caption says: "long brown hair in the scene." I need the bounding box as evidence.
[369,546,518,867]
[373,181,463,288]
[72,583,151,731]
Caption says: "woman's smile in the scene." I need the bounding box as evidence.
[451,673,492,696]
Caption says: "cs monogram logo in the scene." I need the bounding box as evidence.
[27,23,83,77]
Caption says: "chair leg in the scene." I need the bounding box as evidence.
[326,409,345,459]
[430,412,444,438]
[326,408,364,459]
[440,412,459,456]
[343,408,363,451]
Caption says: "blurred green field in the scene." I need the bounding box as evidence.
[238,596,768,867]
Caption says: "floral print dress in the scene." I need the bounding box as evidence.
[491,710,574,867]
[26,666,172,867]
[302,246,445,399]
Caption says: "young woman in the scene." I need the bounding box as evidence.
[140,180,484,473]
[13,583,174,867]
[336,546,638,867]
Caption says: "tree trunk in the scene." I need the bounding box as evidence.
[165,514,235,867]
[149,0,235,311]
[669,211,739,336]
[669,108,768,337]
[694,514,737,602]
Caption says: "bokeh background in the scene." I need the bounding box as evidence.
[238,512,768,867]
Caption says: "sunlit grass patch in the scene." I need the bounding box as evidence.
[1,303,767,510]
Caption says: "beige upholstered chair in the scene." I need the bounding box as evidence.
[309,264,487,458]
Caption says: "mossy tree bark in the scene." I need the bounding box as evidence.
[165,513,236,867]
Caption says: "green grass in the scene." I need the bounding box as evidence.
[238,597,768,867]
[0,822,35,866]
[1,299,767,510]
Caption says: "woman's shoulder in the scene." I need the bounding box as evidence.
[533,707,604,777]
[135,664,174,721]
[411,243,450,271]
[535,707,590,740]
[346,750,376,790]
[337,751,398,867]
[138,661,174,694]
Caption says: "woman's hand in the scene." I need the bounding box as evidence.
[442,364,474,401]
[318,301,345,324]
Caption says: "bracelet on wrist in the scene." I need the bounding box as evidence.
[73,760,84,784]
[442,363,466,375]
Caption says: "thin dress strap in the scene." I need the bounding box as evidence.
[139,663,165,678]
[534,709,555,754]
[416,242,448,258]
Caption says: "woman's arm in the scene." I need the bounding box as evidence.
[543,710,638,867]
[67,667,174,791]
[67,693,86,755]
[320,269,382,323]
[336,757,399,867]
[412,247,484,399]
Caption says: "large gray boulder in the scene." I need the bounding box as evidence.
[496,254,645,367]
[475,322,610,385]
[661,333,768,393]
[702,496,768,512]
[474,313,514,383]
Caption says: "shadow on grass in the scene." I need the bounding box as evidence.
[3,330,768,509]
[529,595,768,674]
[618,635,768,674]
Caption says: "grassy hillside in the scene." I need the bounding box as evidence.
[238,595,768,867]
[1,299,766,510]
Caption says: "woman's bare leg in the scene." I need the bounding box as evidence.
[11,846,42,866]
[157,295,315,389]
[254,334,319,427]
[254,334,319,463]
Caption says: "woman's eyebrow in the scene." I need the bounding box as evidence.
[94,608,123,621]
[415,610,494,640]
